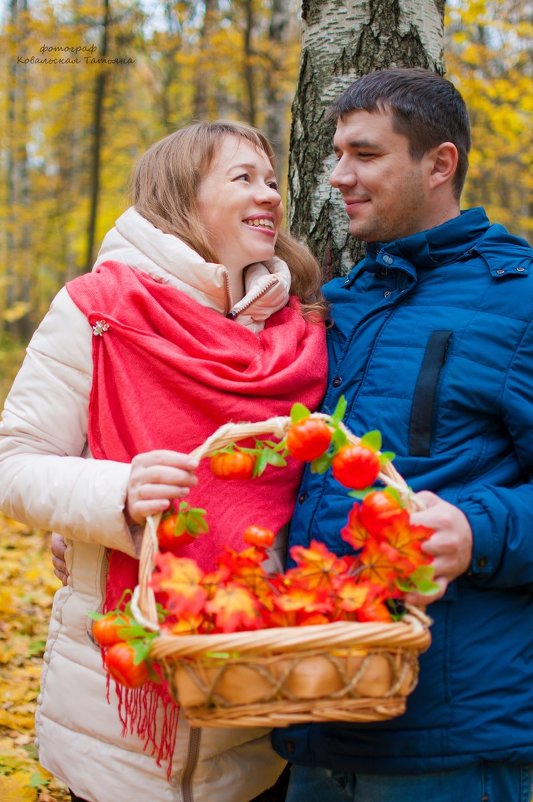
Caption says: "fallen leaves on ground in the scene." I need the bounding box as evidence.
[0,514,70,801]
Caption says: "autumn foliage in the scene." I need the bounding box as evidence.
[150,492,435,636]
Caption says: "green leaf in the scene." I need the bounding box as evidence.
[396,565,440,595]
[359,430,382,452]
[378,451,395,465]
[330,395,347,424]
[29,771,49,789]
[382,486,403,505]
[310,453,332,474]
[253,451,269,477]
[28,639,47,657]
[132,640,152,664]
[290,402,311,423]
[331,428,348,449]
[266,452,287,467]
[347,488,375,500]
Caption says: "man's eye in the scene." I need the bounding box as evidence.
[358,152,374,158]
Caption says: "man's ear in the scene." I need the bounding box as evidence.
[428,142,459,189]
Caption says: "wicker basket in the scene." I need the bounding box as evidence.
[133,413,432,728]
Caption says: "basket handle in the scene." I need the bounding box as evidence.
[133,513,161,629]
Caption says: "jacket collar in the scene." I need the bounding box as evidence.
[94,207,291,331]
[348,207,492,285]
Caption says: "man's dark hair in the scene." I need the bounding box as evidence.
[327,68,471,198]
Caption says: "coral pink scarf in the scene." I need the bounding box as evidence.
[67,260,327,763]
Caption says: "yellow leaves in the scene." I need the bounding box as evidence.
[3,302,32,324]
[0,772,37,802]
[0,515,69,801]
[445,0,533,240]
[0,710,35,731]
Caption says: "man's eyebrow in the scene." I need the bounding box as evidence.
[334,138,378,152]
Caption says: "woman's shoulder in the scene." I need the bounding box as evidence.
[29,286,92,374]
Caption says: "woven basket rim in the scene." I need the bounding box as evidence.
[148,608,431,660]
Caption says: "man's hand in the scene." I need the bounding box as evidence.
[405,491,473,605]
[51,532,69,586]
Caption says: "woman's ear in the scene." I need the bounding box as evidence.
[428,142,459,189]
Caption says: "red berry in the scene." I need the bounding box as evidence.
[331,445,380,489]
[359,490,403,534]
[286,418,332,461]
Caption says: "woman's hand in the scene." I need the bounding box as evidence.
[125,450,199,525]
[51,533,69,586]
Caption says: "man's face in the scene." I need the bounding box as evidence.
[330,108,434,243]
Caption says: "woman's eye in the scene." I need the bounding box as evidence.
[234,173,250,182]
[267,181,279,191]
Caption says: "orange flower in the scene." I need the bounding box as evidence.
[340,503,371,551]
[205,583,264,633]
[378,513,433,579]
[332,576,370,615]
[216,547,271,596]
[289,540,350,589]
[355,537,397,588]
[151,554,207,615]
[164,612,206,636]
[354,582,394,622]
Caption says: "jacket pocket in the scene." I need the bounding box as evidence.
[408,331,453,457]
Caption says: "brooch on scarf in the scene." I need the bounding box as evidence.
[92,319,110,336]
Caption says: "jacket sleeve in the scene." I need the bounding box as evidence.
[0,288,139,557]
[459,319,533,589]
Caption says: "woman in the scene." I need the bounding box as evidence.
[0,121,328,802]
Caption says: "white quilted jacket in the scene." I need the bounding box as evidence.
[0,208,290,802]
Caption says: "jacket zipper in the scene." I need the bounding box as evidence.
[226,276,278,320]
[180,726,202,802]
[222,270,232,316]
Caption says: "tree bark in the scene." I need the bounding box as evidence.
[4,0,32,340]
[263,0,291,172]
[193,0,217,120]
[242,0,257,125]
[289,0,446,280]
[84,0,111,273]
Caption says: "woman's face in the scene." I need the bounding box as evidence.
[196,135,283,272]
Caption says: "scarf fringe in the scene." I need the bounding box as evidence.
[106,665,179,781]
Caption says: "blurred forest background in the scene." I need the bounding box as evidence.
[1,0,531,401]
[0,2,531,799]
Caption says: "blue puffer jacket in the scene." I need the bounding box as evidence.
[272,208,533,773]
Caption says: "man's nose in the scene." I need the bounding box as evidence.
[330,159,355,189]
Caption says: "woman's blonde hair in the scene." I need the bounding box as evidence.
[131,120,326,318]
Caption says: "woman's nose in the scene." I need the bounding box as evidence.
[256,184,282,207]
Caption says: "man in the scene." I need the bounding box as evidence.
[272,68,533,802]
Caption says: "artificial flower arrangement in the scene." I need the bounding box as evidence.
[90,398,435,726]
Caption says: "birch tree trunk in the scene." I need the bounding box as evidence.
[289,0,446,279]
